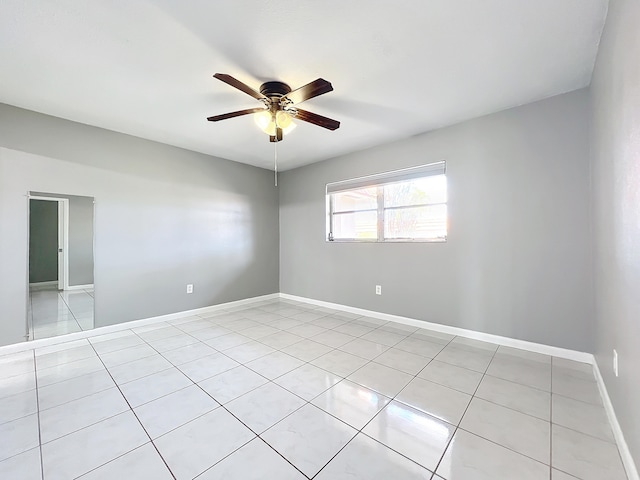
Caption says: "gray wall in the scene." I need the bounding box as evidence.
[280,89,593,352]
[0,103,279,346]
[32,192,95,286]
[28,199,58,283]
[67,194,94,286]
[590,0,640,466]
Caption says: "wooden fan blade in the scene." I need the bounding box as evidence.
[283,78,333,105]
[213,73,266,101]
[207,108,265,122]
[294,109,340,130]
[269,128,283,142]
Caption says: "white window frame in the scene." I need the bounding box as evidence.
[326,161,447,243]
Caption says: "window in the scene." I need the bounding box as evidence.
[326,162,447,242]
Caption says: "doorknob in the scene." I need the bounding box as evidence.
[58,248,63,252]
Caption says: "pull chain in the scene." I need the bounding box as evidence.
[273,111,279,186]
[274,136,278,186]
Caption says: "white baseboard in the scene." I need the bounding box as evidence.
[280,293,594,364]
[65,283,94,291]
[29,281,58,287]
[3,290,636,476]
[10,290,591,364]
[5,289,592,364]
[593,361,639,480]
[0,293,279,356]
[283,293,640,476]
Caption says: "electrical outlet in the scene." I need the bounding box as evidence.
[186,284,193,294]
[375,285,382,295]
[613,349,618,377]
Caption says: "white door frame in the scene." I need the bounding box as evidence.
[29,195,69,290]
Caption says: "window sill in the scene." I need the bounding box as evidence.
[326,238,447,243]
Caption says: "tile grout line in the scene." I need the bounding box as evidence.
[31,289,81,340]
[413,337,465,476]
[134,303,420,478]
[57,290,83,334]
[16,304,591,413]
[446,347,578,471]
[117,304,604,472]
[182,304,420,364]
[438,347,611,474]
[27,287,34,341]
[131,329,312,480]
[430,339,499,477]
[11,301,438,478]
[312,331,457,478]
[167,312,372,480]
[83,338,178,480]
[309,332,460,478]
[119,327,276,478]
[550,356,554,480]
[250,306,606,476]
[13,299,606,479]
[32,349,45,480]
[59,305,566,474]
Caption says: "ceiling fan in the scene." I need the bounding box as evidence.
[207,73,340,142]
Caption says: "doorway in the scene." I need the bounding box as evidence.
[27,193,95,340]
[29,196,67,290]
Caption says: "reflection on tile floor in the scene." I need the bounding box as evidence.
[1,298,629,479]
[28,285,94,340]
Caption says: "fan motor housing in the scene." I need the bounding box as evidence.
[259,81,292,98]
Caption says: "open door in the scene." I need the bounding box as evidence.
[29,195,68,290]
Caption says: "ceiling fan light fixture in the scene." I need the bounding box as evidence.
[265,122,277,136]
[276,110,292,129]
[254,109,296,136]
[275,110,296,134]
[254,110,272,132]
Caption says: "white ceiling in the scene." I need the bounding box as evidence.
[0,0,608,171]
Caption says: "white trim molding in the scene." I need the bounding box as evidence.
[65,283,94,291]
[0,293,279,355]
[281,293,640,477]
[593,362,640,480]
[3,290,635,477]
[279,293,593,364]
[28,281,58,288]
[60,198,70,291]
[5,290,592,364]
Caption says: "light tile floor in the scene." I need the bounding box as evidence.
[28,285,94,340]
[1,298,629,479]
